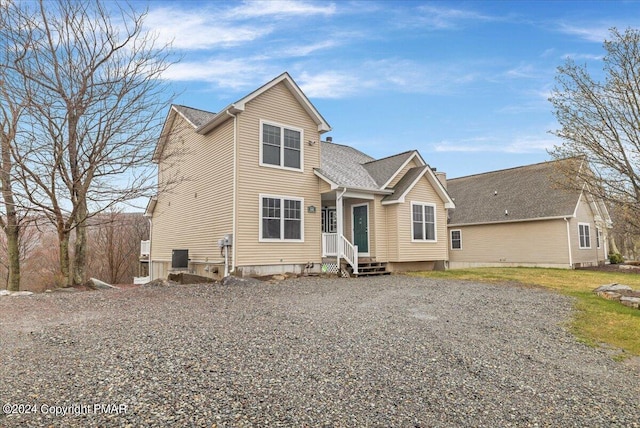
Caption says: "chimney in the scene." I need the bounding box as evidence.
[432,168,447,189]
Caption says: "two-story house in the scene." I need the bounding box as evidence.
[144,72,454,279]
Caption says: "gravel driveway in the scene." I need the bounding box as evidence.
[0,275,638,427]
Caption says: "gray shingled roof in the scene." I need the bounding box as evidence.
[173,105,217,128]
[363,151,416,187]
[317,142,380,189]
[382,166,428,203]
[447,159,582,225]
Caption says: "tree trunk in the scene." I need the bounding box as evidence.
[1,136,21,291]
[4,222,21,292]
[58,228,71,287]
[72,199,88,285]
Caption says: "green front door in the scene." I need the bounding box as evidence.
[353,205,369,254]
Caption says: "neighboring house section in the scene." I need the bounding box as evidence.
[145,72,453,279]
[446,159,612,269]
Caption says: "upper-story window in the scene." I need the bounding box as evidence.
[261,121,303,171]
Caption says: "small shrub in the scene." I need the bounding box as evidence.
[609,253,624,264]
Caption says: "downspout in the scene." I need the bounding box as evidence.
[336,187,347,268]
[564,217,573,269]
[226,109,238,274]
[147,218,153,281]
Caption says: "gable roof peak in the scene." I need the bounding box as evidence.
[196,72,331,135]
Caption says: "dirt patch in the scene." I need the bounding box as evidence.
[578,264,640,274]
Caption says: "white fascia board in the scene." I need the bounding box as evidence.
[144,196,157,217]
[314,170,339,190]
[343,190,375,200]
[152,108,180,162]
[381,168,427,205]
[424,168,455,209]
[196,104,243,135]
[205,72,331,135]
[380,151,422,189]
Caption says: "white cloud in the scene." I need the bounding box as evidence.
[145,7,271,50]
[505,64,537,79]
[556,23,610,43]
[297,71,368,99]
[161,58,277,89]
[279,39,340,57]
[434,135,556,154]
[561,53,603,61]
[227,0,337,18]
[413,4,499,29]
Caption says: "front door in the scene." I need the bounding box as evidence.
[352,204,369,254]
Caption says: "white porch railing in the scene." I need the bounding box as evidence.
[322,233,338,256]
[140,240,150,258]
[322,233,358,275]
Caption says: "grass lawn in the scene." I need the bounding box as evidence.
[412,268,640,358]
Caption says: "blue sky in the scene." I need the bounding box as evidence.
[141,0,637,179]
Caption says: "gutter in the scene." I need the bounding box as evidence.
[449,214,575,228]
[197,105,243,135]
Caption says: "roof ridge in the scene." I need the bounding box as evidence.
[448,158,574,181]
[173,104,217,115]
[363,149,416,165]
[321,141,373,159]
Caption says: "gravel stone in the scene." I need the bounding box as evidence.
[0,276,638,427]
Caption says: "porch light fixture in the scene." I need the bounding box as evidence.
[308,205,317,213]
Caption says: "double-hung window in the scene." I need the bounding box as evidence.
[578,223,591,249]
[260,195,303,241]
[412,202,436,241]
[261,121,302,170]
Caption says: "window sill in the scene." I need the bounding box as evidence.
[259,162,304,173]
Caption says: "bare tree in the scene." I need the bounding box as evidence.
[86,210,149,284]
[0,0,32,291]
[5,0,175,286]
[549,27,640,220]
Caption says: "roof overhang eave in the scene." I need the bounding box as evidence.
[144,196,158,217]
[448,215,574,228]
[196,105,243,135]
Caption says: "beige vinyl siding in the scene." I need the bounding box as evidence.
[151,114,234,265]
[235,82,322,267]
[448,220,569,266]
[318,177,333,194]
[387,158,420,188]
[373,195,388,261]
[394,177,448,262]
[386,204,400,260]
[569,195,608,266]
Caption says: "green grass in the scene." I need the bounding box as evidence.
[411,267,640,357]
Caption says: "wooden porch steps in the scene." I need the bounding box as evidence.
[348,261,390,277]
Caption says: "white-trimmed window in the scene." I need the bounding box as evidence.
[596,227,601,249]
[578,223,591,249]
[260,195,303,241]
[450,229,462,250]
[260,121,303,171]
[412,202,436,241]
